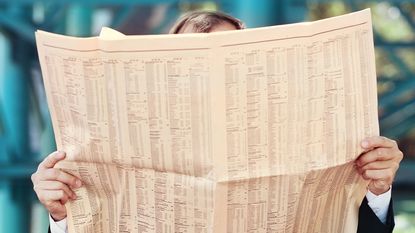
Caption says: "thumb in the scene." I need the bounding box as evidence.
[368,180,390,195]
[49,201,68,221]
[39,151,66,170]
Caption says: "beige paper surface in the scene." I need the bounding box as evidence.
[36,9,378,233]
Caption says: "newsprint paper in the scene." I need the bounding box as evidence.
[36,9,378,233]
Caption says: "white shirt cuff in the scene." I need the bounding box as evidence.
[365,188,392,224]
[49,215,68,233]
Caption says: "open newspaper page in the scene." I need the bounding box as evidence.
[35,9,378,233]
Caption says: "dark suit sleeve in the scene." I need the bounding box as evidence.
[357,197,395,233]
[48,227,51,233]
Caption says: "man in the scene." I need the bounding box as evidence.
[32,11,403,233]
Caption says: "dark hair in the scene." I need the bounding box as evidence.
[169,10,245,34]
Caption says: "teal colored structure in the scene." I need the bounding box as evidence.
[0,30,30,233]
[0,1,413,232]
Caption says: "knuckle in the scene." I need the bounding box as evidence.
[395,162,400,171]
[391,161,398,169]
[397,151,404,160]
[376,148,383,157]
[30,173,37,182]
[37,162,43,170]
[49,169,60,179]
[363,170,370,179]
[377,148,388,159]
[38,195,46,203]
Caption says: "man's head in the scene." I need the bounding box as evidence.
[169,10,244,34]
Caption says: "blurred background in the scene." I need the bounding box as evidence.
[0,0,413,232]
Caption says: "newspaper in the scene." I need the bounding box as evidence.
[35,9,378,233]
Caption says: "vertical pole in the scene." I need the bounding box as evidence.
[0,180,27,233]
[66,4,92,37]
[0,27,30,233]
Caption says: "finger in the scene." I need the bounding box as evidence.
[46,200,66,212]
[46,201,67,220]
[42,168,82,189]
[361,136,397,150]
[368,180,391,195]
[358,160,399,172]
[38,151,66,170]
[362,169,394,181]
[34,181,77,199]
[38,189,70,204]
[356,148,395,167]
[45,194,69,206]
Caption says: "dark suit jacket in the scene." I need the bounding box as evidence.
[48,197,394,233]
[357,197,395,233]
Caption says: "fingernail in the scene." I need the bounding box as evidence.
[75,180,82,188]
[361,140,369,148]
[57,151,66,158]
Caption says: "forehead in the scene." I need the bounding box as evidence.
[209,21,238,32]
[181,21,238,33]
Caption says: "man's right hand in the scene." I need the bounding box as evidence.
[31,151,82,221]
